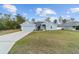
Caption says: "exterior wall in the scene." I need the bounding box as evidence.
[45,23,57,30]
[21,23,36,32]
[57,27,62,30]
[59,21,79,30]
[21,22,62,31]
[63,26,75,30]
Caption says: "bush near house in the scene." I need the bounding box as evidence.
[76,26,79,30]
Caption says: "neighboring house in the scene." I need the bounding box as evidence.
[21,21,79,31]
[59,21,79,30]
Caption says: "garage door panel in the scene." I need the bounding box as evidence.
[22,26,35,31]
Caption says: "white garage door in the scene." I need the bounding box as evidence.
[21,24,36,32]
[22,26,35,32]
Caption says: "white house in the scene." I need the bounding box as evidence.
[59,21,79,30]
[21,21,58,31]
[21,21,79,31]
[41,22,58,30]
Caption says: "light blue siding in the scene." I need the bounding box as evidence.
[46,24,57,30]
[42,23,57,30]
[21,22,58,31]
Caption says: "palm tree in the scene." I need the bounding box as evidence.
[53,19,57,24]
[31,18,35,23]
[59,16,63,24]
[71,18,75,22]
[62,19,67,24]
[45,17,51,22]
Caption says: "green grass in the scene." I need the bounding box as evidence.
[9,30,79,54]
[0,29,20,36]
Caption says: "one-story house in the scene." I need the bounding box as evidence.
[59,21,79,30]
[21,21,58,31]
[21,21,79,31]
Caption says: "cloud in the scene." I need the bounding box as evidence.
[60,15,70,18]
[36,8,56,17]
[23,13,27,17]
[3,4,17,13]
[69,8,79,13]
[66,11,70,14]
[66,15,70,18]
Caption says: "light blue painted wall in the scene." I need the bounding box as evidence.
[21,22,58,31]
[42,23,57,30]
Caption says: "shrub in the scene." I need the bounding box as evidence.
[76,26,79,30]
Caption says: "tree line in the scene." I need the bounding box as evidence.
[44,16,75,24]
[0,13,25,30]
[0,14,76,31]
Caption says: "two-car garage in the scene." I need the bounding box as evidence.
[21,22,36,32]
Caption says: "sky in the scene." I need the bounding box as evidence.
[0,4,79,21]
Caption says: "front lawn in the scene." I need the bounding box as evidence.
[9,30,79,54]
[0,29,20,36]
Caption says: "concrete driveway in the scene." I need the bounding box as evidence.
[0,31,31,54]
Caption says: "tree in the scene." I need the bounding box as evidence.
[0,13,2,19]
[53,19,57,24]
[10,21,21,29]
[75,26,79,30]
[4,19,21,29]
[4,14,11,20]
[59,16,63,24]
[4,20,13,29]
[2,14,12,29]
[45,17,51,22]
[62,19,67,24]
[31,18,35,23]
[71,18,75,22]
[16,14,25,24]
[0,13,23,30]
[0,22,5,30]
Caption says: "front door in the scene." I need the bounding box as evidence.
[42,24,46,30]
[37,26,41,31]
